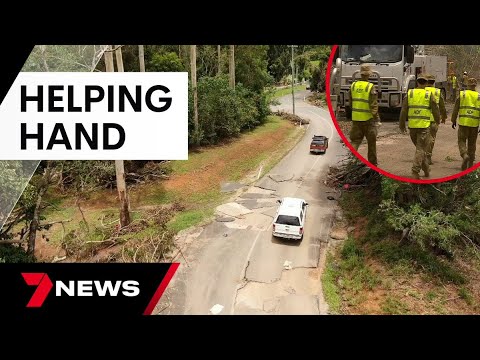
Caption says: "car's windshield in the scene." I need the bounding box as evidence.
[341,45,403,64]
[276,215,300,226]
[312,140,325,145]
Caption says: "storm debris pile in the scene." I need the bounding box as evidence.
[326,154,381,189]
[274,110,310,125]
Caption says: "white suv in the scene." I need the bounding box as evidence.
[272,197,308,240]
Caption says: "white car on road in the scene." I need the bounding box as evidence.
[272,197,308,240]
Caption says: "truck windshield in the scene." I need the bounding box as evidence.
[341,45,403,64]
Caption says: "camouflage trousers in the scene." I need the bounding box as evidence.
[409,127,430,175]
[458,125,479,167]
[426,122,439,162]
[349,120,378,165]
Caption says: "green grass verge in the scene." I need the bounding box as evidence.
[370,240,466,285]
[271,84,307,99]
[167,208,214,234]
[322,254,342,314]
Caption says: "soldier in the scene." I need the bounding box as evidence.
[448,72,458,102]
[425,74,447,164]
[462,71,469,90]
[348,65,381,166]
[399,73,440,179]
[451,77,480,170]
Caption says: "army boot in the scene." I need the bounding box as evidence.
[468,158,475,169]
[411,172,420,180]
[461,155,470,171]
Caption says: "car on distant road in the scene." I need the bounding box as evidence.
[310,135,328,154]
[272,197,308,241]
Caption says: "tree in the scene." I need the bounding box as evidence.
[149,52,184,72]
[139,45,146,72]
[27,162,52,255]
[217,45,222,75]
[190,45,199,145]
[229,45,235,89]
[235,45,272,93]
[106,45,131,228]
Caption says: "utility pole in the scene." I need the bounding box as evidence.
[229,45,235,89]
[138,45,145,72]
[290,45,298,118]
[190,45,199,144]
[217,45,221,75]
[106,45,131,228]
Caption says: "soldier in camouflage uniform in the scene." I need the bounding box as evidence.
[425,74,447,165]
[348,65,381,166]
[399,73,440,179]
[451,77,480,170]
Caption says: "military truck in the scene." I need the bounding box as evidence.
[330,45,448,117]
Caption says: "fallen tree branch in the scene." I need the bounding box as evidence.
[0,239,26,244]
[40,219,72,227]
[76,199,89,233]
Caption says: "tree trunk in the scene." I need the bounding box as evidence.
[115,45,124,72]
[190,45,199,144]
[27,162,52,256]
[115,160,131,227]
[40,45,50,72]
[138,45,146,72]
[105,45,131,228]
[217,45,221,75]
[104,45,115,72]
[229,45,235,89]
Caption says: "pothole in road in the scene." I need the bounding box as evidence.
[234,267,327,315]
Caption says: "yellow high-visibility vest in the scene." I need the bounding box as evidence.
[407,89,432,129]
[451,76,457,89]
[459,90,480,127]
[351,80,373,121]
[425,86,440,122]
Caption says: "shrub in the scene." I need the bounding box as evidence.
[190,76,270,145]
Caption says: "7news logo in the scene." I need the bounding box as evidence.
[22,273,140,308]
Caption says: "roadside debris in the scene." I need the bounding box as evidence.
[274,110,310,125]
[283,260,293,270]
[326,154,381,189]
[52,255,67,263]
[209,304,224,315]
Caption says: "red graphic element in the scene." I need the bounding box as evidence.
[143,263,179,315]
[326,44,480,184]
[22,273,53,308]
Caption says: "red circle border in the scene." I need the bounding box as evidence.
[325,44,480,184]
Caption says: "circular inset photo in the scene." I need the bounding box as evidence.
[327,45,480,183]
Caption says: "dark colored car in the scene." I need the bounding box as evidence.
[310,135,329,154]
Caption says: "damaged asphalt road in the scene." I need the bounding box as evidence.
[156,91,347,315]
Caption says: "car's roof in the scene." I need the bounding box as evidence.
[277,197,305,216]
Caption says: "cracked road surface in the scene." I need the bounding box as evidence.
[157,91,347,315]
